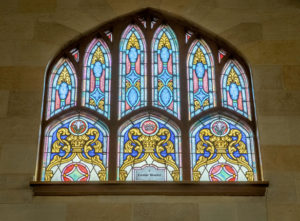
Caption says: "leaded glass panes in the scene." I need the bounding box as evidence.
[46,59,77,120]
[119,25,147,118]
[117,114,182,181]
[221,60,251,119]
[42,114,109,181]
[187,40,216,119]
[38,11,262,187]
[152,25,180,118]
[82,39,111,119]
[190,115,257,181]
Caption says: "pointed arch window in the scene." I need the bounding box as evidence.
[32,9,267,196]
[119,25,147,118]
[46,59,77,119]
[82,39,111,119]
[152,25,180,118]
[187,40,215,119]
[221,60,251,119]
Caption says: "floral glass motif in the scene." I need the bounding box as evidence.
[152,26,180,118]
[119,25,147,118]
[117,114,182,181]
[190,116,257,181]
[47,59,77,119]
[187,40,215,119]
[42,115,109,181]
[82,39,111,118]
[221,60,251,119]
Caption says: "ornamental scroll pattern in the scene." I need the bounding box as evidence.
[119,118,180,181]
[192,118,255,182]
[44,118,107,181]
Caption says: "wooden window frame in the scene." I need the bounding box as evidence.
[31,8,268,196]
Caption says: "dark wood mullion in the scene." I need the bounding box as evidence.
[172,23,191,181]
[108,23,122,181]
[75,44,84,110]
[211,41,222,109]
[146,16,152,108]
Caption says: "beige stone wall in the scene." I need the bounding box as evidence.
[0,0,299,220]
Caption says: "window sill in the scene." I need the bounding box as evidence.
[30,181,269,196]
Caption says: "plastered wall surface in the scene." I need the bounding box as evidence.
[0,0,300,220]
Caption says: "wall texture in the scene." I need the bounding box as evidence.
[0,0,300,220]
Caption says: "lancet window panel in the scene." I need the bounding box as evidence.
[119,25,147,118]
[187,40,216,119]
[46,59,77,120]
[117,114,182,181]
[221,60,251,120]
[82,39,111,119]
[152,25,180,119]
[42,115,109,182]
[190,115,257,182]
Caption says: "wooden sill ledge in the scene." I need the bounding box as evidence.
[30,181,269,196]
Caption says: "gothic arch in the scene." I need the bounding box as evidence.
[35,8,263,187]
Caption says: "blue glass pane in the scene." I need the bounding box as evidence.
[152,26,180,118]
[187,40,216,119]
[42,114,109,181]
[190,115,256,181]
[47,59,77,119]
[82,39,111,119]
[119,25,147,118]
[117,114,182,181]
[221,61,251,119]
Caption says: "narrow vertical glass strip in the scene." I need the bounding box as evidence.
[46,59,77,119]
[187,40,216,119]
[152,25,180,118]
[221,60,251,120]
[119,25,147,118]
[82,39,111,119]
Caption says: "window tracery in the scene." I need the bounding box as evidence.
[37,10,262,185]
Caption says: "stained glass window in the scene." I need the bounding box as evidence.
[117,114,182,181]
[42,114,109,181]
[221,60,251,119]
[152,25,180,118]
[36,10,263,191]
[187,40,216,119]
[190,115,256,181]
[82,39,111,118]
[119,25,147,118]
[46,59,77,119]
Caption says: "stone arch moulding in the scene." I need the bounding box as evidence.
[31,8,268,196]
